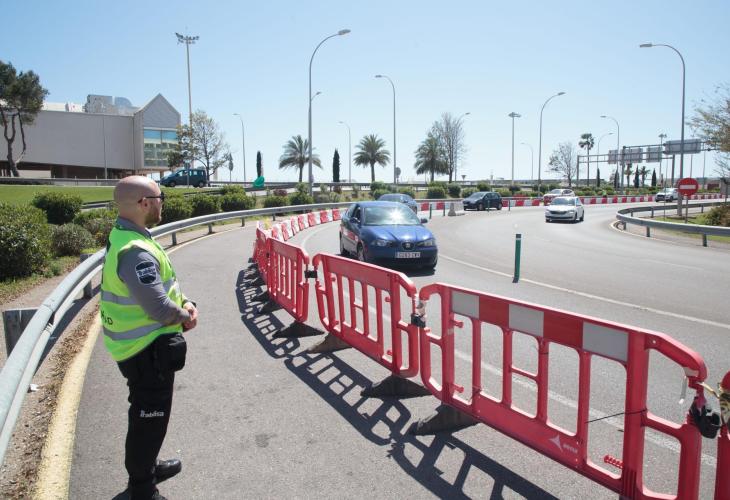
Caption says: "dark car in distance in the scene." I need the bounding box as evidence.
[340,201,437,269]
[463,191,502,211]
[159,168,208,188]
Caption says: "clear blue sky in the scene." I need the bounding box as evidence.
[4,0,729,183]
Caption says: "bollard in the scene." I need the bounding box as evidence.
[208,223,214,234]
[80,254,93,298]
[241,217,246,227]
[442,203,446,216]
[512,233,521,283]
[171,232,177,246]
[701,205,705,214]
[429,204,432,220]
[651,207,654,218]
[646,226,651,238]
[703,234,708,247]
[3,308,37,356]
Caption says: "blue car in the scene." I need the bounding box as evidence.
[339,201,438,269]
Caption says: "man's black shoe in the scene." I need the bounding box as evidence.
[151,490,167,500]
[154,458,182,484]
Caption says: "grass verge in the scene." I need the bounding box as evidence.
[0,256,84,305]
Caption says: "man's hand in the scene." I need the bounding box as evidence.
[182,302,198,332]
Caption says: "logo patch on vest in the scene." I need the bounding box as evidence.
[140,410,165,418]
[135,261,158,285]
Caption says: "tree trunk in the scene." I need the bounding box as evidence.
[430,170,434,182]
[587,147,591,187]
[298,166,303,183]
[370,162,375,182]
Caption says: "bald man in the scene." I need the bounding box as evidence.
[100,176,198,500]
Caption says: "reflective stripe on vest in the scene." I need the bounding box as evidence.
[103,321,166,341]
[101,278,178,306]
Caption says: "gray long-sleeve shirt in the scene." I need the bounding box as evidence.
[115,218,191,326]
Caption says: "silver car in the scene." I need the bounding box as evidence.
[655,188,678,202]
[545,196,584,223]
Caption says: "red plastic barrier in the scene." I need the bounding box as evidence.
[280,222,291,241]
[435,202,445,210]
[313,253,420,378]
[420,202,430,211]
[320,210,331,223]
[298,215,307,231]
[254,227,269,284]
[270,224,281,241]
[308,212,318,226]
[417,283,706,500]
[290,216,299,235]
[332,208,342,221]
[267,238,310,323]
[715,371,730,500]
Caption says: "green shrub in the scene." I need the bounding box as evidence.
[220,193,256,212]
[508,185,520,194]
[0,203,52,279]
[319,183,329,193]
[604,187,615,195]
[333,185,343,194]
[447,184,461,198]
[263,195,287,208]
[371,188,390,200]
[398,187,415,198]
[476,182,491,192]
[462,188,476,198]
[314,193,341,203]
[426,186,447,199]
[32,192,83,224]
[161,196,192,224]
[704,205,730,227]
[351,184,361,195]
[74,208,117,227]
[370,181,388,192]
[289,191,314,206]
[273,188,288,197]
[189,195,221,217]
[51,223,95,256]
[220,185,246,196]
[74,208,117,246]
[497,189,511,197]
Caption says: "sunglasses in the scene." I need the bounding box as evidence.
[138,192,166,203]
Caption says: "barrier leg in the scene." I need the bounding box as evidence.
[646,227,651,238]
[408,404,479,435]
[171,232,178,246]
[259,299,282,314]
[703,234,708,247]
[241,217,246,226]
[80,254,93,298]
[272,321,323,339]
[208,223,214,234]
[306,333,351,354]
[250,290,270,303]
[361,374,431,399]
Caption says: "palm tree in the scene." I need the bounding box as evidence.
[278,135,321,183]
[354,134,390,182]
[414,133,448,182]
[625,165,633,188]
[638,166,650,187]
[578,133,595,187]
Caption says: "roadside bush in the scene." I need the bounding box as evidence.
[497,189,511,197]
[220,193,256,212]
[190,195,221,217]
[398,187,415,198]
[220,185,246,196]
[476,182,491,192]
[273,188,288,197]
[52,223,95,256]
[314,193,341,203]
[447,184,461,198]
[370,188,389,200]
[161,196,192,224]
[319,183,329,193]
[74,208,117,246]
[351,184,361,196]
[508,185,520,194]
[333,185,343,194]
[263,195,287,208]
[74,207,117,227]
[32,191,83,224]
[370,181,390,193]
[426,186,447,199]
[462,188,476,198]
[289,191,314,206]
[0,203,52,279]
[704,205,730,227]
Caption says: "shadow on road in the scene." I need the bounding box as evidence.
[234,268,557,499]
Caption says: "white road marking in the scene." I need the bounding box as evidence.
[642,259,702,271]
[296,218,718,467]
[440,254,730,331]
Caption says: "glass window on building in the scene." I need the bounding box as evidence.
[144,128,178,168]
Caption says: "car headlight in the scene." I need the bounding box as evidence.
[567,210,575,213]
[373,239,393,247]
[417,238,436,247]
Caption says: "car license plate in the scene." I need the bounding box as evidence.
[396,251,420,258]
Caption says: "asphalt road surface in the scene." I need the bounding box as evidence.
[71,203,728,499]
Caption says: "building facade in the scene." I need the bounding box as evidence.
[0,93,180,178]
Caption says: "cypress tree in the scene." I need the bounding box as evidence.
[332,149,341,183]
[651,169,657,187]
[256,151,262,178]
[596,168,601,187]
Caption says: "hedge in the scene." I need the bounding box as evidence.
[0,203,52,279]
[32,191,83,224]
[52,223,95,256]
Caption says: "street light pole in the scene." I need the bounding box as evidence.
[520,142,534,182]
[508,112,521,185]
[338,121,351,182]
[233,113,246,184]
[538,92,565,196]
[659,133,667,186]
[600,115,620,189]
[375,74,397,184]
[596,132,613,185]
[175,32,199,132]
[308,29,350,195]
[454,112,470,181]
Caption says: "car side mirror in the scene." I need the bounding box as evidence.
[420,218,428,224]
[351,217,360,225]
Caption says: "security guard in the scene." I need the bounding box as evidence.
[101,176,199,500]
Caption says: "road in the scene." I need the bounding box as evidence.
[68,203,727,499]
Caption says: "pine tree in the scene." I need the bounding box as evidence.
[596,168,601,187]
[256,151,262,178]
[332,149,341,183]
[651,169,657,187]
[633,168,639,188]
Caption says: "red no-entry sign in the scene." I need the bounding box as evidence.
[676,178,699,197]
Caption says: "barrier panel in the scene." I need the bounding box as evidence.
[332,208,342,221]
[312,253,420,378]
[254,226,270,284]
[307,212,318,226]
[297,215,307,231]
[319,210,331,223]
[289,216,299,235]
[267,238,310,323]
[281,221,292,241]
[417,283,706,500]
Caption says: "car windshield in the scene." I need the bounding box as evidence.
[363,205,421,225]
[548,189,562,195]
[551,197,575,206]
[379,194,399,201]
[468,192,486,199]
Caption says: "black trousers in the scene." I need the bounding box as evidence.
[117,333,186,499]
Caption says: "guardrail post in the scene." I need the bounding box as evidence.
[241,217,246,227]
[703,234,708,247]
[208,223,214,234]
[80,254,93,298]
[3,308,37,356]
[442,203,446,216]
[651,207,654,218]
[273,213,276,221]
[646,226,651,238]
[429,204,432,220]
[171,232,177,246]
[512,233,522,283]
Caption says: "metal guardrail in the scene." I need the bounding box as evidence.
[0,201,354,466]
[616,201,729,246]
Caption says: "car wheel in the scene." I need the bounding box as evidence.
[573,213,578,223]
[580,212,585,222]
[339,235,348,256]
[477,202,484,211]
[545,218,551,223]
[197,180,205,188]
[496,203,502,211]
[168,181,176,188]
[357,245,367,263]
